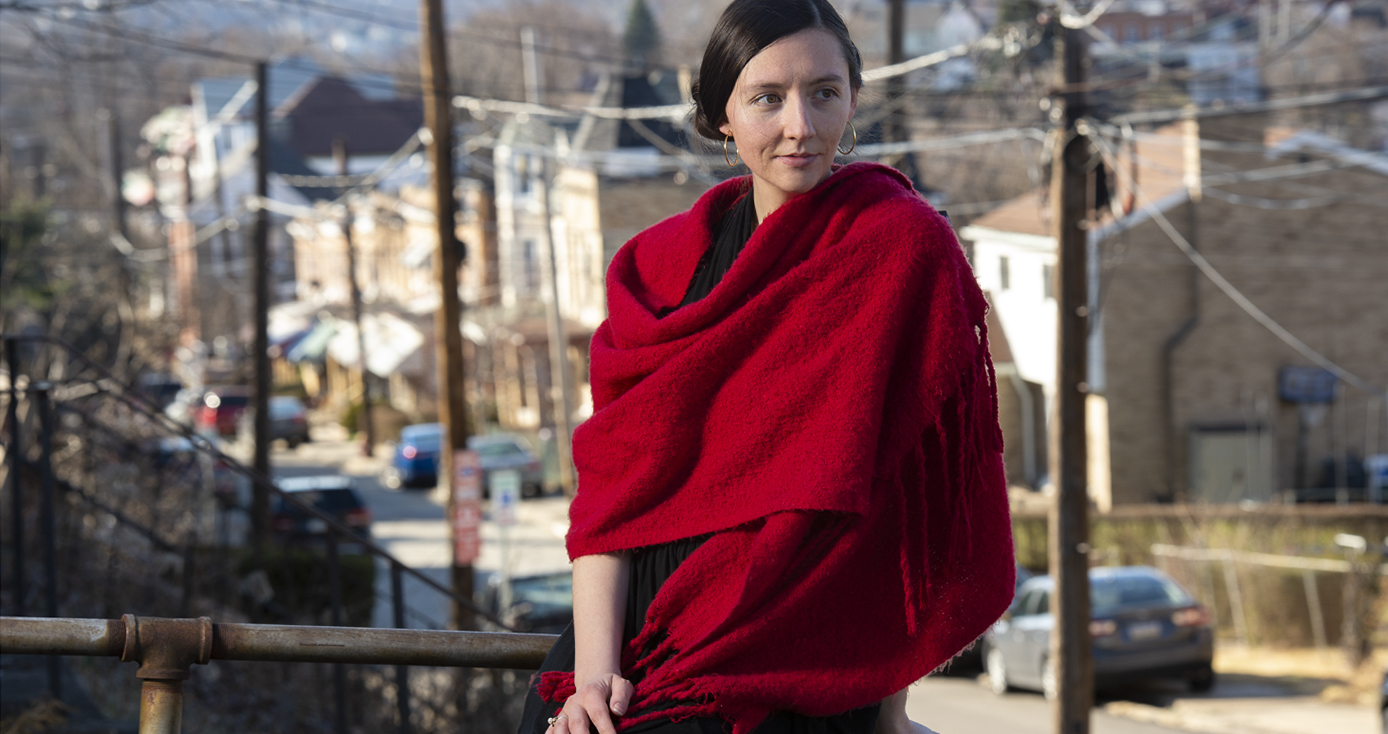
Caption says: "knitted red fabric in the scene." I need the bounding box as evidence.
[545,162,1015,733]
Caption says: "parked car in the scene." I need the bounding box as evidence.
[198,386,250,436]
[268,395,311,447]
[386,423,443,489]
[483,570,573,634]
[985,566,1214,699]
[1380,667,1387,734]
[469,433,545,498]
[271,475,372,540]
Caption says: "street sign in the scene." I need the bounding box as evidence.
[452,449,481,565]
[491,469,520,527]
[1279,366,1337,403]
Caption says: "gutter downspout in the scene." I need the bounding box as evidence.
[997,363,1039,487]
[1161,199,1199,502]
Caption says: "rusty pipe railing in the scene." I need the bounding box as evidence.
[1,616,558,734]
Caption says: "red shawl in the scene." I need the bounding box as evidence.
[540,162,1014,733]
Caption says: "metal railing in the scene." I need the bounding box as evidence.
[2,332,544,731]
[0,615,557,734]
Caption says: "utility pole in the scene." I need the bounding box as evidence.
[105,109,129,242]
[251,61,272,559]
[334,139,375,457]
[886,0,906,159]
[538,157,575,496]
[420,0,474,631]
[1048,21,1093,734]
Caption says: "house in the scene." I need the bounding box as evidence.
[485,70,709,432]
[962,118,1388,508]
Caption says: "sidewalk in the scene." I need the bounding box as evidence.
[1101,645,1387,734]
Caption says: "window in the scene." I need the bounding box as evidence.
[516,156,532,195]
[999,256,1011,291]
[522,239,539,290]
[1124,24,1139,42]
[1149,25,1164,41]
[1042,264,1054,300]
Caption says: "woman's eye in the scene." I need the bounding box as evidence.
[816,88,838,99]
[755,93,781,105]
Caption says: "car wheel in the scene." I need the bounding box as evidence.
[1042,658,1058,701]
[1188,664,1216,693]
[986,646,1011,695]
[287,436,302,449]
[522,482,542,499]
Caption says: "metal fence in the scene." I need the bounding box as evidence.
[0,614,557,734]
[1,334,548,731]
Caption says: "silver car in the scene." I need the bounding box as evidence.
[468,433,545,498]
[985,566,1215,698]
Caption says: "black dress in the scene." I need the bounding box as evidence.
[517,194,880,734]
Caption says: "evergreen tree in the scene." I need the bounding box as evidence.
[624,0,662,67]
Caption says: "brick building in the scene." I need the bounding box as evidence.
[964,119,1388,508]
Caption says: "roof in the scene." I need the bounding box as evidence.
[195,57,399,123]
[968,123,1188,239]
[279,76,423,158]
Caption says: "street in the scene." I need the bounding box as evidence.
[908,676,1185,734]
[268,428,571,630]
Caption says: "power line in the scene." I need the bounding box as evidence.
[1112,85,1388,125]
[1084,124,1384,398]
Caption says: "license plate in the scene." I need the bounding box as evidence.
[1127,621,1163,641]
[306,519,328,534]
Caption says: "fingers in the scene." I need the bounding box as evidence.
[546,676,633,734]
[609,676,635,717]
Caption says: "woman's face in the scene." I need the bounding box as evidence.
[719,28,858,220]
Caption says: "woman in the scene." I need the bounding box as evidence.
[520,1,1014,732]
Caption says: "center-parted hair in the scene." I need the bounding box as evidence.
[692,0,863,141]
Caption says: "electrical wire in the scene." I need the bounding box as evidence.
[1083,123,1385,398]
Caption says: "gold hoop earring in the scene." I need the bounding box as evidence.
[837,121,857,156]
[724,135,740,167]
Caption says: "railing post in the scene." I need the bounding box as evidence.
[327,533,348,734]
[139,680,184,734]
[4,338,24,617]
[36,384,61,700]
[391,562,412,734]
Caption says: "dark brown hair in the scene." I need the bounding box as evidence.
[691,0,863,140]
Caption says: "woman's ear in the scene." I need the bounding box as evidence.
[718,121,732,137]
[849,87,859,119]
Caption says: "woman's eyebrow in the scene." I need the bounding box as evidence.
[744,74,846,92]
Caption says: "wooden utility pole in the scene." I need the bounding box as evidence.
[1049,21,1094,734]
[334,139,375,457]
[538,157,575,496]
[420,0,474,631]
[251,61,272,558]
[886,0,906,156]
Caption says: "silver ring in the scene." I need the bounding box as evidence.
[548,714,568,726]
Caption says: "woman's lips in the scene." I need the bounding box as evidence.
[777,153,819,168]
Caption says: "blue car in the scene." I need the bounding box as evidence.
[385,423,443,489]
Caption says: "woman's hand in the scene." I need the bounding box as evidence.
[549,673,635,734]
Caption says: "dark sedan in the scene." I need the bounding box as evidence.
[985,566,1214,699]
[271,475,372,541]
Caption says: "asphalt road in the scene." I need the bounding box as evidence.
[906,675,1191,734]
[269,433,570,630]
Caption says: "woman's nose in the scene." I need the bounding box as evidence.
[783,95,816,140]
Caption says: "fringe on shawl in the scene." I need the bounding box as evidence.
[897,315,1003,636]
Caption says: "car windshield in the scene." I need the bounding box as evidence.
[1090,574,1192,613]
[275,489,361,515]
[475,442,525,458]
[511,574,573,608]
[218,395,249,408]
[408,435,441,452]
[268,397,302,418]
